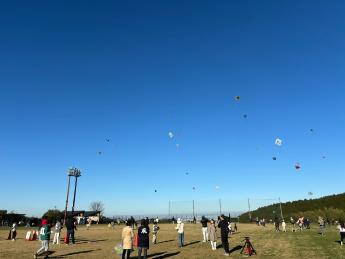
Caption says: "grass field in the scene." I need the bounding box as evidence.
[0,223,344,258]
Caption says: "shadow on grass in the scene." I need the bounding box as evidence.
[153,251,180,259]
[229,245,242,254]
[131,252,165,259]
[183,241,200,247]
[157,239,174,244]
[50,249,102,258]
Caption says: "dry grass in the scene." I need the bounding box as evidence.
[0,223,344,258]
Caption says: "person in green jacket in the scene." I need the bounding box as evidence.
[34,218,51,258]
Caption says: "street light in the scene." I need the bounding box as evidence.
[63,167,82,224]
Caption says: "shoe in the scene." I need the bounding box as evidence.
[33,254,38,259]
[224,253,229,256]
[341,242,343,246]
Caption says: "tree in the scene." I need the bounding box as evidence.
[42,209,64,223]
[89,201,104,214]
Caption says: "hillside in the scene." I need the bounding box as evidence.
[239,193,345,222]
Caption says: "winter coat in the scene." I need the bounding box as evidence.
[122,226,134,250]
[138,225,150,248]
[208,224,217,242]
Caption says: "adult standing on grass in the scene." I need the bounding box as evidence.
[34,218,51,259]
[201,216,209,242]
[65,216,77,244]
[175,218,185,247]
[282,220,286,232]
[218,214,230,256]
[121,220,134,259]
[337,221,345,245]
[52,219,62,244]
[208,219,217,251]
[152,221,160,244]
[138,219,150,259]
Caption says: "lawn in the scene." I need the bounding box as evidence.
[0,223,344,258]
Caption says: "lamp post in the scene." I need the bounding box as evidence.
[63,167,81,224]
[70,168,81,217]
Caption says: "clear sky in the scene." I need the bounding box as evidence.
[0,0,344,217]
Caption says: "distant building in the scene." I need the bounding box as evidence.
[0,210,26,226]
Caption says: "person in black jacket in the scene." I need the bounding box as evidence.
[218,215,230,256]
[138,219,150,259]
[65,216,77,244]
[201,216,209,242]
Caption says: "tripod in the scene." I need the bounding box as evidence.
[240,237,256,256]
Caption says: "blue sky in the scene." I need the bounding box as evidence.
[0,0,344,217]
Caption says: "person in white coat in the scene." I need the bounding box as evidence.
[52,219,62,244]
[282,220,286,232]
[175,218,184,247]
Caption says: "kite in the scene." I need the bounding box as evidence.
[308,192,313,196]
[243,114,248,119]
[168,132,174,139]
[98,151,102,155]
[295,163,301,170]
[192,187,196,190]
[185,172,189,175]
[106,139,110,142]
[322,155,326,159]
[310,129,314,132]
[154,189,157,193]
[235,96,241,101]
[275,139,282,146]
[215,186,220,190]
[272,157,277,161]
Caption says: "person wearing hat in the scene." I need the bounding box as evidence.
[218,215,230,256]
[175,218,184,247]
[34,218,51,258]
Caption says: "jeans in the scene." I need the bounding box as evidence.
[138,247,148,259]
[37,240,49,255]
[341,232,345,242]
[202,227,208,241]
[221,234,230,253]
[178,233,184,247]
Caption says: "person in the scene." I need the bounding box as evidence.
[11,223,17,241]
[130,216,137,230]
[34,219,51,258]
[318,216,325,235]
[218,214,230,256]
[208,219,217,251]
[121,220,134,259]
[337,221,345,245]
[86,218,91,230]
[234,223,238,232]
[274,216,280,232]
[152,221,160,244]
[52,219,62,244]
[175,218,184,247]
[201,216,209,242]
[138,219,150,259]
[65,216,77,244]
[282,220,286,232]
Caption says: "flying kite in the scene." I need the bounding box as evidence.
[310,129,314,132]
[215,186,220,190]
[272,157,277,161]
[185,172,189,175]
[192,187,196,190]
[98,151,102,155]
[154,189,157,193]
[295,163,301,170]
[308,192,313,196]
[106,139,110,142]
[235,96,241,101]
[275,138,282,146]
[168,132,174,139]
[243,114,248,119]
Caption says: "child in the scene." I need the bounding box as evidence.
[175,218,184,247]
[152,221,160,244]
[34,219,51,258]
[11,223,17,241]
[121,220,134,259]
[52,219,62,244]
[282,220,286,232]
[208,219,217,251]
[337,222,345,245]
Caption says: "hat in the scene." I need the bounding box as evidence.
[42,219,48,225]
[177,218,182,224]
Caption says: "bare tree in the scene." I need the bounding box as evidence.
[89,201,104,214]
